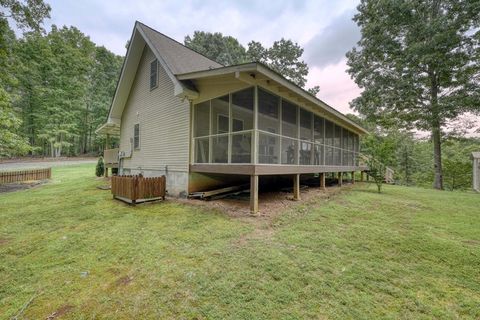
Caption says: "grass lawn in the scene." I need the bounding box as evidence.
[1,164,479,319]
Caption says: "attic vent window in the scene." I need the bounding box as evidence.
[150,59,158,90]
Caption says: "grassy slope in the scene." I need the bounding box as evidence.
[0,164,479,319]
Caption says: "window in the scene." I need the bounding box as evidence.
[133,124,140,149]
[217,114,229,134]
[150,59,158,90]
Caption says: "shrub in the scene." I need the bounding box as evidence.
[95,157,105,177]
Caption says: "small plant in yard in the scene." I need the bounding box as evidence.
[362,133,396,193]
[366,157,386,193]
[95,157,104,177]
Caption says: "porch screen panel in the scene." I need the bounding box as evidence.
[258,88,280,134]
[314,115,324,144]
[195,138,209,163]
[281,137,298,164]
[211,95,230,134]
[258,132,280,164]
[325,146,334,165]
[314,144,324,165]
[231,132,252,163]
[300,108,312,141]
[211,135,228,163]
[194,101,210,137]
[334,124,342,148]
[299,141,312,165]
[282,100,298,138]
[232,88,254,132]
[325,120,334,146]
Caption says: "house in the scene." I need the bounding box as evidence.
[96,21,368,213]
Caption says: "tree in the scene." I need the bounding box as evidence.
[185,32,320,93]
[362,133,396,193]
[184,31,247,66]
[0,87,30,157]
[95,156,104,177]
[0,0,50,31]
[347,0,480,190]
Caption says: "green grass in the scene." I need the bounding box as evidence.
[1,164,479,319]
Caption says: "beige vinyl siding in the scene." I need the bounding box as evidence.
[120,46,190,173]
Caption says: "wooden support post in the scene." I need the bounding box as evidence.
[366,173,370,181]
[250,175,259,214]
[361,171,365,182]
[293,174,301,200]
[351,171,355,184]
[319,172,326,191]
[338,172,343,187]
[105,167,109,178]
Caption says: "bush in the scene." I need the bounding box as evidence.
[95,157,105,177]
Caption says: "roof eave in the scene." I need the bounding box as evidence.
[177,63,368,135]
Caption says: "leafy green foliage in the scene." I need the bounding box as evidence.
[13,25,122,157]
[0,87,30,157]
[184,31,319,92]
[361,133,396,192]
[95,157,104,177]
[0,0,50,31]
[347,0,480,190]
[184,31,247,66]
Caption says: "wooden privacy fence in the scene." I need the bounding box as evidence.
[0,168,51,184]
[111,175,166,204]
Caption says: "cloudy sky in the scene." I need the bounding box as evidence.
[44,0,361,114]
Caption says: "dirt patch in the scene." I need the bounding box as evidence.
[0,180,47,193]
[0,237,10,245]
[115,275,134,286]
[181,184,351,218]
[46,304,74,319]
[177,184,353,247]
[463,239,480,246]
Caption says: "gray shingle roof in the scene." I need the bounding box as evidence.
[472,152,480,159]
[138,22,223,75]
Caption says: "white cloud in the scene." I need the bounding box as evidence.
[306,59,361,114]
[44,0,362,112]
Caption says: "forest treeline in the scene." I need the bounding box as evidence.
[1,3,123,158]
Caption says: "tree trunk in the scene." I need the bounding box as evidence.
[430,79,443,189]
[432,123,443,190]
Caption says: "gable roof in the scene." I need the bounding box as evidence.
[137,22,222,74]
[98,21,368,136]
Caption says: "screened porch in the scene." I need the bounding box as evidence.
[192,86,361,171]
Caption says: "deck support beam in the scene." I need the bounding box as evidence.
[351,171,355,184]
[338,172,343,187]
[319,172,326,190]
[293,174,301,200]
[250,175,259,214]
